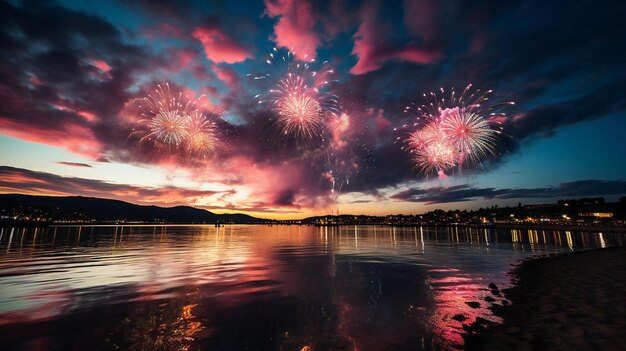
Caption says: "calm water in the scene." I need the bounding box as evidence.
[0,225,623,350]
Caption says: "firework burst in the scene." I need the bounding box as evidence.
[136,83,195,148]
[143,110,190,147]
[275,85,323,139]
[185,110,219,157]
[132,83,222,159]
[409,135,456,175]
[400,85,514,176]
[250,48,340,146]
[439,107,497,165]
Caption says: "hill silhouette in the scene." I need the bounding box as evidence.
[0,194,265,223]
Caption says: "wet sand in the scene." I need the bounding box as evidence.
[465,247,626,350]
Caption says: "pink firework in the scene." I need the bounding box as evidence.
[412,139,456,175]
[276,92,323,139]
[132,83,222,159]
[186,110,219,157]
[402,85,514,175]
[143,110,190,147]
[136,83,195,148]
[406,128,455,174]
[252,48,340,142]
[439,107,498,165]
[408,123,443,149]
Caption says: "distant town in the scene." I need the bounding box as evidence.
[301,197,625,230]
[1,194,625,231]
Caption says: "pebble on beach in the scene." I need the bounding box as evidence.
[452,314,468,322]
[465,301,481,309]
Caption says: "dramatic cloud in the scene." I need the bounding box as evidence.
[0,0,163,159]
[0,166,224,206]
[192,23,253,63]
[212,65,241,90]
[264,0,320,59]
[350,2,440,75]
[163,47,201,71]
[391,180,626,204]
[504,80,626,142]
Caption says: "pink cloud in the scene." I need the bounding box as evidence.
[90,59,112,73]
[51,103,99,123]
[217,156,305,206]
[28,74,42,86]
[264,0,320,59]
[78,111,98,122]
[164,47,198,71]
[392,47,440,64]
[87,59,113,79]
[0,166,227,208]
[187,155,336,213]
[350,3,440,75]
[0,118,103,158]
[188,64,214,82]
[212,65,241,90]
[192,25,252,63]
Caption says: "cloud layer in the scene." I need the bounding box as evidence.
[391,180,626,205]
[0,166,222,206]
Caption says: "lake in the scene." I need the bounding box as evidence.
[0,225,623,350]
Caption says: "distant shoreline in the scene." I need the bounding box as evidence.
[1,221,625,233]
[464,246,626,350]
[312,223,626,233]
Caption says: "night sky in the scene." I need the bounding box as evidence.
[1,0,625,219]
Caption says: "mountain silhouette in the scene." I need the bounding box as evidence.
[0,194,266,223]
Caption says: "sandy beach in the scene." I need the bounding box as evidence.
[465,247,626,350]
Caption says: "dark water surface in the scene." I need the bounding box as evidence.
[0,225,623,350]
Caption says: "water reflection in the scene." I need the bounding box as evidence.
[0,225,622,350]
[109,289,205,351]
